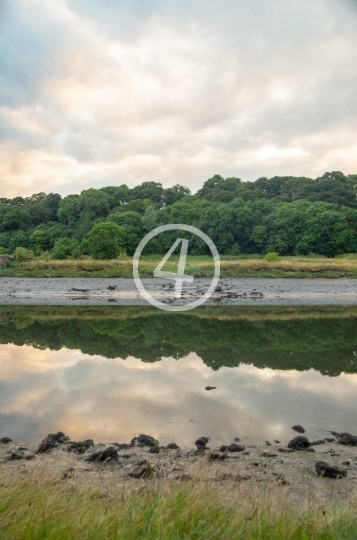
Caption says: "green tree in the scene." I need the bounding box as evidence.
[86,222,125,259]
[128,182,164,206]
[30,228,49,255]
[45,193,62,221]
[142,206,158,231]
[57,195,79,227]
[100,185,129,208]
[107,211,143,255]
[26,193,52,225]
[252,225,268,252]
[14,247,34,261]
[0,205,31,231]
[196,175,242,203]
[163,185,191,206]
[52,237,80,259]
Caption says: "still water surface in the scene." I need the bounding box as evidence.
[1,306,357,447]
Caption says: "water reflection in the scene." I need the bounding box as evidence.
[1,306,357,446]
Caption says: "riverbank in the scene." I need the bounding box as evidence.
[2,254,357,278]
[1,276,357,305]
[1,429,357,499]
[1,430,357,539]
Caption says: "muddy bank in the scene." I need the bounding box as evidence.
[1,277,357,305]
[1,429,357,501]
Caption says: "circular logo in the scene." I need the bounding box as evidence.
[133,224,220,312]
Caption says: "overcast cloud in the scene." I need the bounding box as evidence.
[0,0,356,197]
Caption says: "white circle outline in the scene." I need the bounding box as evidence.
[133,224,220,312]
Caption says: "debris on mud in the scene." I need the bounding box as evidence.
[315,461,347,479]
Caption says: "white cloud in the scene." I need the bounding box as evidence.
[0,0,356,197]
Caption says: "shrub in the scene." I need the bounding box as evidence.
[225,243,240,256]
[264,252,280,262]
[14,247,34,261]
[0,246,9,254]
[86,222,125,259]
[52,237,80,260]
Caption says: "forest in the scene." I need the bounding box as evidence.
[1,171,357,259]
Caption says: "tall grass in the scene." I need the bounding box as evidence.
[1,480,357,540]
[2,255,357,278]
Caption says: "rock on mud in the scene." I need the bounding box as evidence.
[315,461,347,479]
[337,433,357,446]
[261,452,278,458]
[68,439,94,454]
[291,425,305,433]
[219,443,246,453]
[88,446,119,462]
[0,437,12,444]
[287,436,310,450]
[208,451,227,461]
[9,451,35,461]
[130,460,153,478]
[131,434,159,447]
[195,437,210,450]
[36,432,70,453]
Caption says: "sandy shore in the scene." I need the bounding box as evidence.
[1,431,357,503]
[1,277,357,305]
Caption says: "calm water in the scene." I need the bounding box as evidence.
[1,306,357,447]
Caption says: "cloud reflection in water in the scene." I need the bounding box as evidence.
[1,344,357,446]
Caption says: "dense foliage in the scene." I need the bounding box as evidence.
[1,171,357,258]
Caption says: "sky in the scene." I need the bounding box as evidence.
[0,0,356,198]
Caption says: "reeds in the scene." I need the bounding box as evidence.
[3,255,357,278]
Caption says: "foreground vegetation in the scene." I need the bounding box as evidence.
[2,254,357,278]
[2,171,357,261]
[1,480,357,540]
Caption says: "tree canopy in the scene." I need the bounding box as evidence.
[1,171,357,258]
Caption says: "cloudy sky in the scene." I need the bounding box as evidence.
[1,0,356,198]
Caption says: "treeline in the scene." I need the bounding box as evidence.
[1,171,357,258]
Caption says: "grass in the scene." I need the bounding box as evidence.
[2,254,357,278]
[3,304,357,324]
[1,479,357,539]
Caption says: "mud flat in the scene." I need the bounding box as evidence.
[1,430,357,502]
[0,277,357,306]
